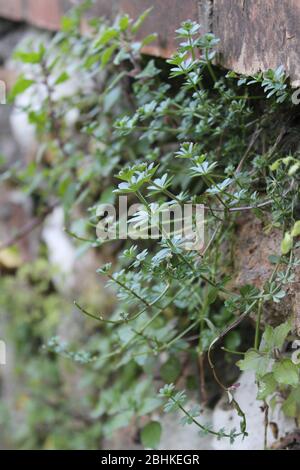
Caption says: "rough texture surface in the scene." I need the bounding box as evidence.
[213,0,300,87]
[212,371,295,450]
[233,214,300,329]
[1,1,300,82]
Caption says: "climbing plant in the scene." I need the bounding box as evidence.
[2,2,300,449]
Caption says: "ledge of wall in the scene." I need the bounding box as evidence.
[0,0,299,85]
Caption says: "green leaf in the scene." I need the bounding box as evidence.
[199,329,215,352]
[160,357,181,383]
[260,321,291,352]
[272,321,291,349]
[257,373,277,400]
[138,398,161,416]
[95,28,119,48]
[225,331,241,351]
[119,14,130,31]
[141,421,162,449]
[207,287,219,305]
[106,410,134,433]
[132,8,153,34]
[237,350,269,376]
[291,221,300,237]
[272,359,299,386]
[268,254,281,264]
[282,387,300,417]
[270,159,282,171]
[142,34,158,46]
[101,45,117,66]
[281,232,293,255]
[288,162,300,175]
[55,72,70,85]
[13,50,44,64]
[61,16,77,32]
[136,60,161,79]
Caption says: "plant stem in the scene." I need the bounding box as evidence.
[254,298,263,350]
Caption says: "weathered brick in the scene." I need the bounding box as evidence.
[118,0,200,57]
[0,0,201,57]
[25,0,63,30]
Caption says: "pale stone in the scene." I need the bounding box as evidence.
[212,371,295,450]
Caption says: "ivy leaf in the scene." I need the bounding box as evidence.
[272,359,299,386]
[136,60,161,79]
[237,350,270,376]
[132,8,153,34]
[141,421,162,449]
[101,45,117,66]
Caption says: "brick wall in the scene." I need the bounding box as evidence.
[0,0,300,84]
[0,0,203,58]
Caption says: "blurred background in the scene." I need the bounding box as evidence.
[1,0,299,451]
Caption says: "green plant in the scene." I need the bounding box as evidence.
[0,260,102,449]
[2,3,300,449]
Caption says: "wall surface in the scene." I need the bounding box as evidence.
[0,0,300,84]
